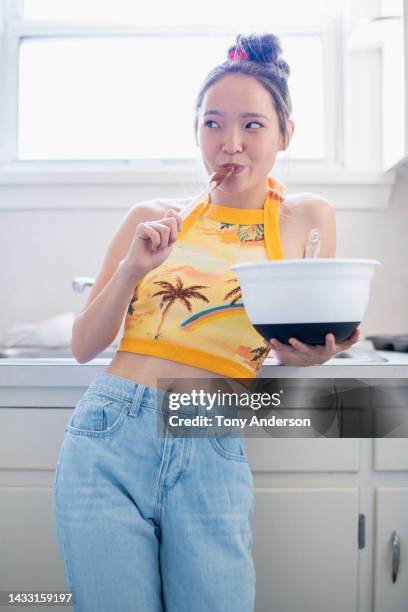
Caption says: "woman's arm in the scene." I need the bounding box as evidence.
[71,201,182,363]
[71,204,152,363]
[71,260,145,363]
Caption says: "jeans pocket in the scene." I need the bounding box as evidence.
[209,430,248,462]
[67,389,129,438]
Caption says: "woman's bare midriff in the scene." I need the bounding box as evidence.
[105,351,225,389]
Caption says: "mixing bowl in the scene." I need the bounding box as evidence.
[230,259,380,345]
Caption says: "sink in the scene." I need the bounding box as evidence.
[265,344,389,365]
[326,346,388,362]
[0,346,117,360]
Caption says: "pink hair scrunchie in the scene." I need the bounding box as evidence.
[228,48,248,61]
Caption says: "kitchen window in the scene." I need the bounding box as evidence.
[0,0,342,167]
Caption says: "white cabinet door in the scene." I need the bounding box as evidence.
[246,438,359,472]
[0,489,69,612]
[374,487,408,612]
[252,488,359,612]
[0,407,72,611]
[374,439,408,470]
[0,408,71,469]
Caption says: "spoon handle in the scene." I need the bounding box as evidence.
[179,170,232,221]
[304,228,321,258]
[178,181,216,221]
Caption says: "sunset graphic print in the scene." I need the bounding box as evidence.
[118,181,285,378]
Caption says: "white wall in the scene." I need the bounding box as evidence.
[1,171,407,347]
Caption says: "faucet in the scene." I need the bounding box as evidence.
[72,277,95,292]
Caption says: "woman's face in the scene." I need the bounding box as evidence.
[196,73,293,194]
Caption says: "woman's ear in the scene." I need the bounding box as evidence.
[280,119,295,150]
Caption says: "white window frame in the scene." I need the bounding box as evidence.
[0,0,396,190]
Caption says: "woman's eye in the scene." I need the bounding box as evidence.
[203,120,263,129]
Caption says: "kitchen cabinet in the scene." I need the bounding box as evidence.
[0,488,65,597]
[0,360,407,612]
[0,408,71,612]
[251,488,359,612]
[373,488,408,612]
[372,435,408,612]
[245,433,408,612]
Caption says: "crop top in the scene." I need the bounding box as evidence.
[117,176,285,378]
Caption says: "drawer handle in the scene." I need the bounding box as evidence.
[391,530,400,584]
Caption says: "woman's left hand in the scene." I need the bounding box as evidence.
[268,328,361,366]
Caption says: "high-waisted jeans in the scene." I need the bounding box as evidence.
[53,372,255,611]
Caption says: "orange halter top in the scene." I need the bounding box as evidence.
[117,176,285,378]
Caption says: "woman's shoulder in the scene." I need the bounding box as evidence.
[280,192,336,258]
[282,191,334,218]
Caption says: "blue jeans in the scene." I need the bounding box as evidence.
[53,372,255,612]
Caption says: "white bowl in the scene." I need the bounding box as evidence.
[230,259,381,345]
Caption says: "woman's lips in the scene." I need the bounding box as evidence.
[220,165,246,175]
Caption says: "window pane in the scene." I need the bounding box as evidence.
[18,35,324,160]
[23,0,339,25]
[282,36,324,159]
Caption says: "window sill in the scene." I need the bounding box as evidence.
[0,161,397,211]
[0,160,396,184]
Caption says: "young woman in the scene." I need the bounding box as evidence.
[54,33,359,612]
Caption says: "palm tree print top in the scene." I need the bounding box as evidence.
[118,176,285,378]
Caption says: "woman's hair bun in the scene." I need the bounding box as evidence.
[228,32,290,77]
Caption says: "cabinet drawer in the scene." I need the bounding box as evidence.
[0,409,72,469]
[246,438,360,472]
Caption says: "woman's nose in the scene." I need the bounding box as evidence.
[222,128,244,154]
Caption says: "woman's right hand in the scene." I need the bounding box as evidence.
[122,208,183,276]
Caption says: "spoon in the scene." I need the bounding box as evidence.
[179,167,235,220]
[304,228,321,258]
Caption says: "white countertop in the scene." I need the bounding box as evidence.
[1,348,407,387]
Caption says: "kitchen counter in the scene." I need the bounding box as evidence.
[1,349,408,389]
